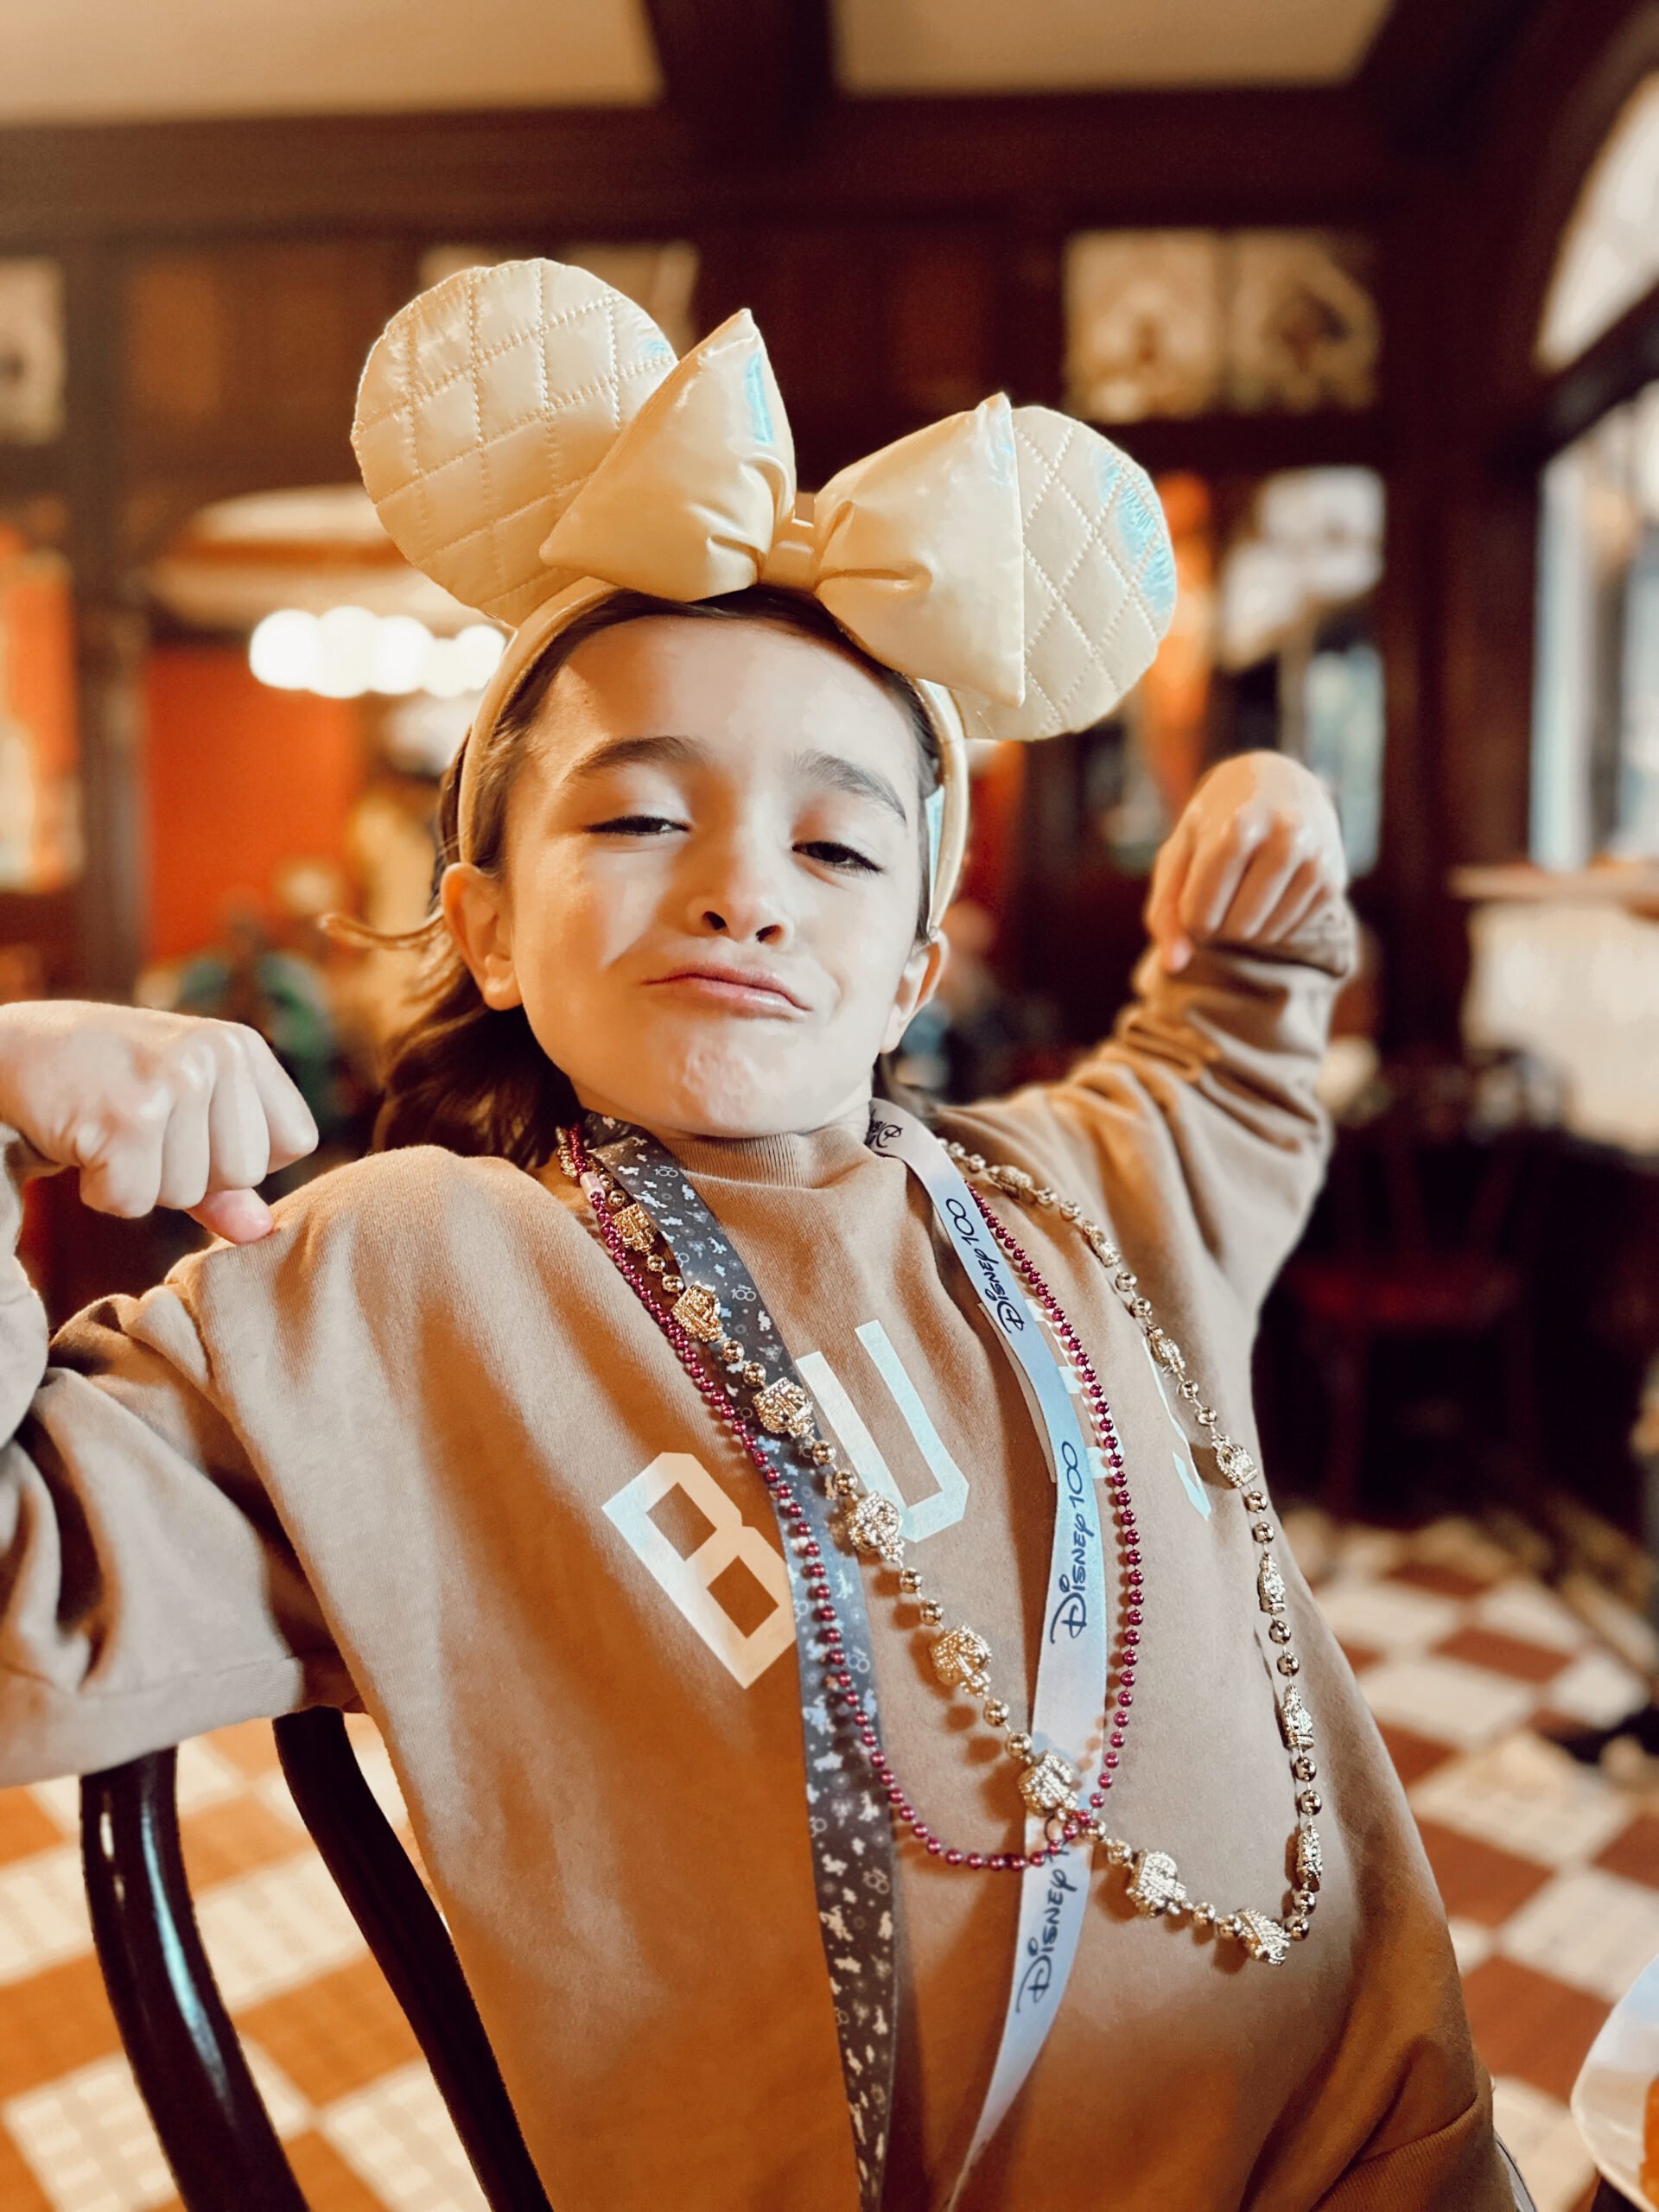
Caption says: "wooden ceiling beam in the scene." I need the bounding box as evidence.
[1356,0,1543,147]
[641,0,832,157]
[0,85,1409,248]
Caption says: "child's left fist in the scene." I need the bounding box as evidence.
[1145,752,1348,975]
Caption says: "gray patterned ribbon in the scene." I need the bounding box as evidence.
[583,1116,896,2212]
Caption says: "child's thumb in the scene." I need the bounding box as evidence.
[188,1188,276,1244]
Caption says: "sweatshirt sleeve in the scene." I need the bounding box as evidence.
[977,899,1357,1326]
[0,1125,353,1784]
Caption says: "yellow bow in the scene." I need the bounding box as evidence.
[537,309,1029,709]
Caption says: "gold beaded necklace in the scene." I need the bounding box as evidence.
[558,1123,1324,1965]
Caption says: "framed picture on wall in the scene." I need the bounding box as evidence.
[0,260,66,447]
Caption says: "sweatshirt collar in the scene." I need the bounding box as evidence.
[604,1101,879,1194]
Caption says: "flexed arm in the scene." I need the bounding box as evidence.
[0,1001,347,1783]
[1000,753,1356,1323]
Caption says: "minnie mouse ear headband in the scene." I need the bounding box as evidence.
[352,258,1177,933]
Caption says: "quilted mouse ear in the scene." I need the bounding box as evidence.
[958,407,1178,744]
[352,258,680,627]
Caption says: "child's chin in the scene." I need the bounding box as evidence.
[636,1065,860,1142]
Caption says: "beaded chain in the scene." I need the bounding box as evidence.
[558,1122,1324,1965]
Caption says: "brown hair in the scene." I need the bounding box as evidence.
[352,586,944,1169]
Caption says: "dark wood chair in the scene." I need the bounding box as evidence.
[1279,1055,1551,1524]
[79,1708,553,2211]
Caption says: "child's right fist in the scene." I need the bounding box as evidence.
[0,1001,318,1244]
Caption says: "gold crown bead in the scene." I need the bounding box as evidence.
[847,1493,906,1560]
[645,1255,666,1274]
[1018,1751,1080,1817]
[1007,1731,1033,1761]
[918,1599,944,1626]
[661,1274,685,1295]
[930,1624,992,1689]
[671,1285,723,1342]
[983,1698,1009,1728]
[1236,1910,1289,1966]
[754,1378,816,1437]
[1126,1848,1186,1917]
[612,1203,658,1251]
[1216,1439,1257,1486]
[898,1569,924,1594]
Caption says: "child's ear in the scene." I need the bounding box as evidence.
[880,931,949,1056]
[440,862,524,1011]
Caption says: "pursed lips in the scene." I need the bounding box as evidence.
[645,967,809,1013]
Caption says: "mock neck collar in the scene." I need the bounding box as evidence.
[584,1101,880,1193]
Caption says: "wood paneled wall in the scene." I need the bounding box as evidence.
[0,0,1649,1033]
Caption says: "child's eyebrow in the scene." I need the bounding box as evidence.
[561,733,908,823]
[562,732,704,785]
[793,749,908,824]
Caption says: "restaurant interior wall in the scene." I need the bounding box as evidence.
[0,0,1653,1051]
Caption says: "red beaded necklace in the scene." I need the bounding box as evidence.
[563,1120,1141,1874]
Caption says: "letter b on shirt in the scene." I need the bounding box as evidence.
[602,1452,795,1688]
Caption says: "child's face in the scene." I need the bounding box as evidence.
[443,614,945,1140]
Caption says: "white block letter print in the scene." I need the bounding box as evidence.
[603,1452,796,1687]
[798,1321,970,1541]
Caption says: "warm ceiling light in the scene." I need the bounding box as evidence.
[372,614,433,696]
[312,606,379,698]
[249,606,505,703]
[248,608,321,690]
[455,622,507,691]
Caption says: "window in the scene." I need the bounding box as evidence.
[1538,74,1659,372]
[1078,467,1386,877]
[1532,380,1659,864]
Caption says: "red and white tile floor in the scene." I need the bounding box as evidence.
[0,1519,1649,2211]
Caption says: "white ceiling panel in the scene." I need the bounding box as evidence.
[836,0,1395,93]
[0,0,660,124]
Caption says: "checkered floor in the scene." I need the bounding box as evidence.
[0,1521,1650,2211]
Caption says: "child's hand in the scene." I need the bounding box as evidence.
[0,1001,318,1244]
[1145,753,1347,975]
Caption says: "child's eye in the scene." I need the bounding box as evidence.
[588,814,683,836]
[798,840,880,874]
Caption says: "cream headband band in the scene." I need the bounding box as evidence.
[352,258,1177,932]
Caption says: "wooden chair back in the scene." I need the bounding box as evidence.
[80,1708,552,2210]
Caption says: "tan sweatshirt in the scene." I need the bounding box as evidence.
[0,912,1513,2212]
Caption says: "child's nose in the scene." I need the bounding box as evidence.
[685,831,792,943]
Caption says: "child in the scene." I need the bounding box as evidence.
[0,263,1522,2210]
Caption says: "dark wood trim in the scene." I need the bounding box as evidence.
[60,240,146,1001]
[0,442,64,499]
[1095,410,1386,480]
[1466,0,1659,419]
[0,86,1409,245]
[1503,274,1659,467]
[642,0,832,156]
[1355,0,1542,145]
